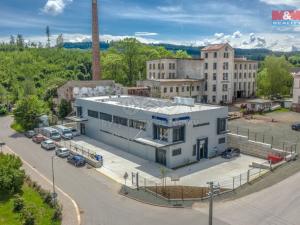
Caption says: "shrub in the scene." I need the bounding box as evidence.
[13,194,24,212]
[0,154,25,194]
[52,203,63,221]
[21,205,36,225]
[43,191,53,205]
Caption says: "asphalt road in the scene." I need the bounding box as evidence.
[0,116,228,225]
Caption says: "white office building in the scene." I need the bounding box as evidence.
[74,96,228,168]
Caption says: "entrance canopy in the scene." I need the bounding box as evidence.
[65,116,88,122]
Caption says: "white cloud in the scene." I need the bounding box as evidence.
[42,0,73,16]
[157,6,183,13]
[232,31,242,39]
[1,32,300,52]
[260,0,300,7]
[134,32,158,36]
[214,33,225,39]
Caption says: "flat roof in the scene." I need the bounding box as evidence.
[247,99,273,104]
[77,95,224,115]
[151,79,202,83]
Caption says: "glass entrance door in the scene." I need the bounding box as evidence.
[197,138,208,160]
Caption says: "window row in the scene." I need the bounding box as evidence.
[149,72,176,79]
[234,72,256,79]
[204,52,230,59]
[87,110,146,130]
[235,63,257,70]
[163,85,200,93]
[148,63,176,70]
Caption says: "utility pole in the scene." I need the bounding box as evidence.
[51,156,57,204]
[207,181,220,225]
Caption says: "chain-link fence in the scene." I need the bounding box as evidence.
[229,126,298,152]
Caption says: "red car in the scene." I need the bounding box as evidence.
[32,134,46,144]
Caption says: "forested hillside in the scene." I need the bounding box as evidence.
[0,38,190,105]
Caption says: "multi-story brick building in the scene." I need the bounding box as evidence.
[140,43,258,104]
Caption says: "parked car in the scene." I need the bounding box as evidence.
[55,147,70,158]
[291,123,300,131]
[222,147,240,159]
[25,130,36,138]
[32,134,46,144]
[67,154,86,167]
[71,128,80,137]
[55,125,73,140]
[41,140,56,150]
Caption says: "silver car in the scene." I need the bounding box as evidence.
[55,147,70,158]
[41,140,56,150]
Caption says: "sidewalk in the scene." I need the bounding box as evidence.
[2,146,81,225]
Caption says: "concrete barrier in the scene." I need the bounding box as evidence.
[228,133,289,159]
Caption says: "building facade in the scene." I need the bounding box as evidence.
[143,43,258,104]
[74,96,228,168]
[56,80,126,104]
[292,68,300,112]
[137,79,203,101]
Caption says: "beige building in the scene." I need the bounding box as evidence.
[142,43,258,104]
[56,80,126,104]
[137,79,203,100]
[292,68,300,112]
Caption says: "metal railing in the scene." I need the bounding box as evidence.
[127,162,271,201]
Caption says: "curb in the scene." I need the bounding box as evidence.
[119,190,185,208]
[3,145,82,225]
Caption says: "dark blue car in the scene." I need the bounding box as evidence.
[292,123,300,131]
[67,154,86,167]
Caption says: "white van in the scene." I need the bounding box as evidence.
[40,127,61,141]
[55,125,73,140]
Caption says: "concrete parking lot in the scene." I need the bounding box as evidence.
[67,136,265,187]
[229,111,300,150]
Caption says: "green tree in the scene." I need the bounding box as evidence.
[22,80,36,97]
[46,26,51,48]
[13,95,49,130]
[58,99,72,119]
[10,35,15,45]
[0,84,7,103]
[257,56,293,97]
[16,34,24,49]
[0,153,25,194]
[56,34,64,49]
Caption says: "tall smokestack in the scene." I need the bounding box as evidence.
[92,0,101,80]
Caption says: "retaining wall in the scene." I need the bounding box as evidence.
[228,133,287,159]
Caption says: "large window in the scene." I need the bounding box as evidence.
[129,119,146,131]
[88,110,98,118]
[113,116,128,126]
[192,145,196,156]
[173,125,185,142]
[100,112,112,122]
[153,124,168,142]
[217,118,227,134]
[172,148,182,156]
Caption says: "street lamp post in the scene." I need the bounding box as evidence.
[51,156,57,204]
[0,141,5,152]
[207,181,220,225]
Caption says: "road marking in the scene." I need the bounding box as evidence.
[4,145,82,225]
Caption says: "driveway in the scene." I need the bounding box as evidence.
[67,136,265,188]
[0,116,227,225]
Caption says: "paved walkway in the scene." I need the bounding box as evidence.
[2,146,80,225]
[68,136,265,188]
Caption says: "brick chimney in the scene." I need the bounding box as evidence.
[92,0,101,80]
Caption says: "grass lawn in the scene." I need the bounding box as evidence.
[10,122,25,133]
[0,184,61,225]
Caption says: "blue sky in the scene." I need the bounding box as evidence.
[1,0,300,51]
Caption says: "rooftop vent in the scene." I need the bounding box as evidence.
[174,97,195,106]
